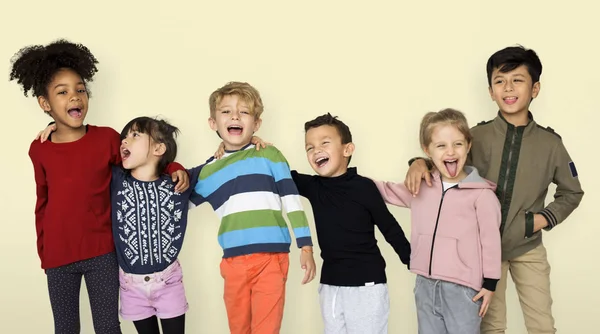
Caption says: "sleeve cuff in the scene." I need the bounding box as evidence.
[296,236,313,248]
[482,278,499,291]
[539,209,558,231]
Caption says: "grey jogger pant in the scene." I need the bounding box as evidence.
[414,275,483,334]
[319,283,389,334]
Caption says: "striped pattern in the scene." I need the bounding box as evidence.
[191,144,312,258]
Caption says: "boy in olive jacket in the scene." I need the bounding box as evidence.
[406,45,584,334]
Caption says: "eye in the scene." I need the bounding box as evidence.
[221,110,230,114]
[306,147,313,152]
[437,145,445,148]
[57,91,67,95]
[240,111,250,114]
[494,80,503,85]
[78,89,87,93]
[322,141,329,145]
[132,132,140,137]
[513,79,523,82]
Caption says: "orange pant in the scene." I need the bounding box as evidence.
[220,252,289,334]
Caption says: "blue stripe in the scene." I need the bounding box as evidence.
[199,174,299,210]
[292,226,311,239]
[196,158,292,197]
[218,226,292,249]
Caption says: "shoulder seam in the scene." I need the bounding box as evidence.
[536,124,561,139]
[473,119,493,127]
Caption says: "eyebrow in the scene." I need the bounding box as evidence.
[53,82,84,89]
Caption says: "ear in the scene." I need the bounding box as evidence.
[38,96,51,112]
[422,145,431,158]
[153,142,166,157]
[488,86,495,101]
[531,81,541,99]
[253,118,262,133]
[208,117,218,131]
[343,142,355,158]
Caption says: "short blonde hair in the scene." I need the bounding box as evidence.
[208,81,264,119]
[419,108,473,149]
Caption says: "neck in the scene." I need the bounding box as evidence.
[131,164,160,182]
[224,141,251,152]
[501,110,530,127]
[441,169,467,183]
[51,124,86,143]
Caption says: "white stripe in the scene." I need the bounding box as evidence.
[216,191,282,217]
[281,194,304,213]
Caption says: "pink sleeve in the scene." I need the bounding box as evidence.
[476,189,502,280]
[371,179,414,208]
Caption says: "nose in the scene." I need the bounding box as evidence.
[121,138,128,145]
[503,81,514,92]
[230,111,240,120]
[69,93,80,102]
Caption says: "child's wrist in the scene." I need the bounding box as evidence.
[301,246,313,253]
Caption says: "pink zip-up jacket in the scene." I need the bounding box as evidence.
[373,166,502,291]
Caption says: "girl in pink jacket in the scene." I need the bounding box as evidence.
[372,108,502,334]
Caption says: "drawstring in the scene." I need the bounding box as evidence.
[331,286,340,319]
[432,280,441,316]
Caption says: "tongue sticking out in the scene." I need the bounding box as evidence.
[444,161,458,177]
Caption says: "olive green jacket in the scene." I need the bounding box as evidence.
[469,112,584,260]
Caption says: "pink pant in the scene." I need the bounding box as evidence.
[119,260,189,321]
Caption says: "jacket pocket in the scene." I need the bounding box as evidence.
[431,237,471,280]
[524,211,534,239]
[410,235,432,273]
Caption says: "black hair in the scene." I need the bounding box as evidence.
[120,117,180,175]
[9,39,99,98]
[486,45,542,86]
[304,113,353,164]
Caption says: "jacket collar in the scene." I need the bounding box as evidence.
[492,111,537,137]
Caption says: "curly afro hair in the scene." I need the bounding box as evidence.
[9,39,99,98]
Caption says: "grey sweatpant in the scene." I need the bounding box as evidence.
[318,283,389,334]
[414,275,483,334]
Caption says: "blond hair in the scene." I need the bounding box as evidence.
[208,81,264,119]
[419,108,473,149]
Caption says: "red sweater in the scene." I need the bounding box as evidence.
[28,125,183,269]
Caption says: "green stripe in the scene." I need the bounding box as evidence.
[201,146,288,179]
[218,210,287,235]
[287,210,309,229]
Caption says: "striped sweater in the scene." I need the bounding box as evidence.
[190,144,313,258]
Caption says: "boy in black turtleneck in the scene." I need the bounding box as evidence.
[291,113,410,334]
[214,113,410,333]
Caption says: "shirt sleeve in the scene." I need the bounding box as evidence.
[290,170,312,197]
[364,179,411,267]
[476,189,502,291]
[28,143,47,266]
[108,127,122,166]
[538,141,584,231]
[370,178,414,208]
[271,149,313,248]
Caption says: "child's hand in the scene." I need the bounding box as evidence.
[404,159,432,196]
[472,288,494,317]
[300,246,316,284]
[251,136,272,151]
[36,123,57,143]
[171,170,190,193]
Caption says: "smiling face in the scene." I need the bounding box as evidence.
[305,125,354,177]
[37,68,88,131]
[120,127,166,180]
[209,94,262,151]
[489,64,540,125]
[424,123,471,183]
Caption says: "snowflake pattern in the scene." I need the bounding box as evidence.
[115,178,184,268]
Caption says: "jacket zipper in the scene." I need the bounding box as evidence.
[428,185,453,276]
[500,131,517,206]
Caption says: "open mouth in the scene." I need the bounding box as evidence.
[121,148,131,161]
[444,159,458,177]
[227,125,243,135]
[68,107,83,119]
[315,156,329,168]
[503,97,518,105]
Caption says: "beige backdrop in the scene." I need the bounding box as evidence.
[0,0,597,333]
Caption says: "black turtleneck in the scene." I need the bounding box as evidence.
[291,167,411,287]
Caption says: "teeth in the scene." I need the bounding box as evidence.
[316,157,327,163]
